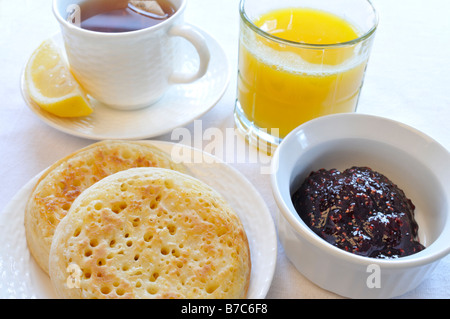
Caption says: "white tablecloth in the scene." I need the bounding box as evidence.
[1,0,449,299]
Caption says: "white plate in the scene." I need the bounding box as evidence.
[21,28,230,140]
[0,141,277,299]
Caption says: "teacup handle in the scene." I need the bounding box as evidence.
[168,24,210,84]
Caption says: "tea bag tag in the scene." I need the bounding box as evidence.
[66,4,81,27]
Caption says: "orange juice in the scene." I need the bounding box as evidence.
[237,8,368,138]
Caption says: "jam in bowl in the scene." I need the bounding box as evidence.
[271,113,450,298]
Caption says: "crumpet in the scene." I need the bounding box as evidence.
[25,140,187,275]
[49,167,251,299]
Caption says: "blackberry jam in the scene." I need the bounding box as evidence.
[291,167,425,258]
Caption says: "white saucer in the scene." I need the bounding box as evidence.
[21,28,230,140]
[0,141,277,299]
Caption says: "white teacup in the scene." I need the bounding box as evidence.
[53,0,210,110]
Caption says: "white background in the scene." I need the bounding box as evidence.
[1,0,449,298]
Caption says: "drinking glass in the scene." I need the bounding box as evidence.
[234,0,378,150]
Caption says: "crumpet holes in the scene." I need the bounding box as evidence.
[146,286,158,295]
[121,149,132,159]
[164,179,174,189]
[116,287,126,296]
[171,248,180,257]
[100,286,111,295]
[73,227,82,237]
[167,224,176,235]
[111,201,127,214]
[206,282,220,294]
[90,238,99,247]
[84,249,93,257]
[84,270,92,279]
[143,232,153,242]
[150,200,158,210]
[132,218,140,227]
[150,271,159,282]
[160,246,170,255]
[97,258,106,266]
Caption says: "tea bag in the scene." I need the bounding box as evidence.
[71,0,129,22]
[129,0,165,17]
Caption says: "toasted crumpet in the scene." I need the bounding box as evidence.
[49,167,251,299]
[25,140,187,275]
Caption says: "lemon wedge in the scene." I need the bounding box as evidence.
[25,39,93,118]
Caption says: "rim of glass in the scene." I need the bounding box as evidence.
[239,0,379,48]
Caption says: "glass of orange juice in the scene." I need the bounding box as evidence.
[234,0,378,151]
